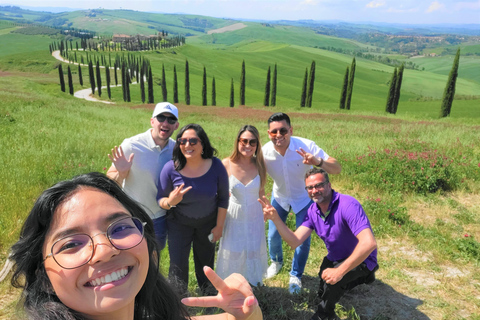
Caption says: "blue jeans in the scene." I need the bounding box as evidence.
[268,198,312,279]
[152,216,167,251]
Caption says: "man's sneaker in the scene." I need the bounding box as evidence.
[289,275,302,294]
[265,261,282,279]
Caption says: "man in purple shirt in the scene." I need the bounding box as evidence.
[259,167,378,320]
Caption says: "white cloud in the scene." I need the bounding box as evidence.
[366,1,385,8]
[426,1,445,13]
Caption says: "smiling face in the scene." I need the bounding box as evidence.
[179,129,203,160]
[237,130,258,158]
[42,188,149,320]
[268,120,292,153]
[150,112,179,146]
[305,173,332,205]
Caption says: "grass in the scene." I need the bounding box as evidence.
[0,23,480,320]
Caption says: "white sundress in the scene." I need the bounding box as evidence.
[216,174,268,286]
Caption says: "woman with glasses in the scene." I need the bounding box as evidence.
[9,172,262,320]
[157,123,229,295]
[216,125,268,286]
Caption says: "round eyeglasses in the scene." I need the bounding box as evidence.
[44,217,146,269]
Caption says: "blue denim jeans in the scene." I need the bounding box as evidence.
[268,198,312,279]
[152,215,167,251]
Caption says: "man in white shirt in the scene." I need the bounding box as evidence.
[263,112,341,293]
[107,102,180,250]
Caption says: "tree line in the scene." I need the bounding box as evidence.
[56,47,461,118]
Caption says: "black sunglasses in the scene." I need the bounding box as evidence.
[305,182,328,191]
[269,127,289,136]
[156,114,177,125]
[239,138,258,147]
[177,138,200,146]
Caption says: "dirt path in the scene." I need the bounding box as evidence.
[207,23,247,34]
[52,50,136,104]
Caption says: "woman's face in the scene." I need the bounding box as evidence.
[179,129,203,160]
[42,188,149,320]
[237,130,258,158]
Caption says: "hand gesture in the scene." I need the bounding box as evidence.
[167,183,192,207]
[108,146,134,174]
[182,266,261,320]
[258,196,279,222]
[296,148,320,166]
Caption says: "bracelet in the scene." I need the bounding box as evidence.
[166,200,176,209]
[317,157,324,167]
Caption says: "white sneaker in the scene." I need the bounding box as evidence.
[265,261,282,279]
[289,276,302,294]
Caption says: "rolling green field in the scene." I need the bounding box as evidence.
[0,13,479,319]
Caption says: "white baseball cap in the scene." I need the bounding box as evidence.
[152,102,179,120]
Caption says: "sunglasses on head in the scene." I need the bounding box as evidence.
[156,114,177,125]
[177,138,200,146]
[239,138,258,147]
[269,127,289,136]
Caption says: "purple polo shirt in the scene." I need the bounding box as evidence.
[301,190,378,271]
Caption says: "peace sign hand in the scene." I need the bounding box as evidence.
[258,196,279,223]
[167,183,192,207]
[182,266,262,320]
[296,147,320,166]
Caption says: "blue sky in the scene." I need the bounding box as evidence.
[3,0,480,24]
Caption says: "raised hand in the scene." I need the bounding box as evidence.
[257,196,279,222]
[182,266,262,320]
[108,146,134,174]
[296,147,320,166]
[167,183,192,207]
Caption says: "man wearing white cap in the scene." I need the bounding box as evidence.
[107,102,180,250]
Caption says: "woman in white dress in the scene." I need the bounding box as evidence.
[217,125,268,286]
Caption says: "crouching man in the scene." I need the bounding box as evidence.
[259,167,378,320]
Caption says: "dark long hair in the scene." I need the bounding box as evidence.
[10,172,190,320]
[172,123,217,171]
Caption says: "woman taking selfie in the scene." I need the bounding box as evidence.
[216,125,268,286]
[10,172,262,320]
[157,124,229,294]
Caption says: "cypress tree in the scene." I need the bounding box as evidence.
[211,76,216,106]
[339,67,349,109]
[96,60,102,97]
[346,57,356,110]
[148,66,154,103]
[161,64,167,101]
[185,59,190,105]
[122,63,126,102]
[88,61,95,95]
[173,65,179,103]
[306,60,316,108]
[114,64,118,86]
[240,60,246,105]
[271,63,277,107]
[202,66,207,106]
[385,68,398,114]
[229,78,234,108]
[440,48,460,117]
[300,68,307,107]
[392,64,404,114]
[58,64,65,92]
[78,64,83,86]
[140,67,145,103]
[126,70,131,102]
[67,66,74,95]
[106,65,111,99]
[264,66,271,107]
